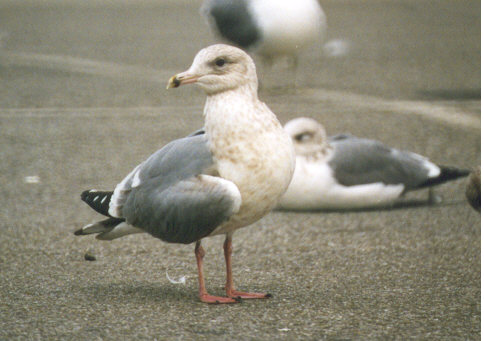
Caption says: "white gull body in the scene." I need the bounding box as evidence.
[202,0,326,64]
[281,155,407,210]
[76,45,295,304]
[277,117,469,211]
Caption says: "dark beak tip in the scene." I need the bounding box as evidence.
[167,75,181,89]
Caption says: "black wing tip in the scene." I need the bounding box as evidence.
[80,189,90,201]
[420,166,471,188]
[438,165,471,178]
[80,189,114,217]
[74,228,84,236]
[81,189,104,200]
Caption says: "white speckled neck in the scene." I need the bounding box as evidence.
[203,84,271,143]
[202,82,294,234]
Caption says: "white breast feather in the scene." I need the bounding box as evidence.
[249,0,325,55]
[204,90,295,234]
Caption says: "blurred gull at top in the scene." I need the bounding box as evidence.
[202,0,326,70]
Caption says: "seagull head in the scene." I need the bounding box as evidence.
[167,44,258,95]
[284,117,329,156]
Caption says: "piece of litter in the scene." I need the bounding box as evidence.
[278,328,290,332]
[24,175,40,184]
[84,251,96,261]
[166,271,186,285]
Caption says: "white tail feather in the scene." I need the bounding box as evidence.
[109,164,141,218]
[96,222,144,240]
[81,222,110,234]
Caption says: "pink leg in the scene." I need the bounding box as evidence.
[224,236,272,299]
[195,241,239,304]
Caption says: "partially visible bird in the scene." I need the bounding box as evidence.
[75,45,295,304]
[277,117,470,211]
[465,166,480,212]
[201,0,326,71]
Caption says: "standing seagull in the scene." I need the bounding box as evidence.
[277,117,470,210]
[201,0,326,70]
[75,44,295,304]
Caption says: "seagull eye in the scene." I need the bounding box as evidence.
[215,58,226,67]
[295,133,312,142]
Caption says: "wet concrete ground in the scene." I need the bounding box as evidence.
[0,0,480,339]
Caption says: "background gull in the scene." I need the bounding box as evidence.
[277,117,470,211]
[201,0,326,72]
[465,166,480,212]
[75,44,295,304]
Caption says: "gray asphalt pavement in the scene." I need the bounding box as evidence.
[0,0,480,339]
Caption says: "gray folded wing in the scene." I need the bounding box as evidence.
[109,134,240,244]
[328,135,436,189]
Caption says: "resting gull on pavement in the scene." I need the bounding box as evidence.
[277,117,470,211]
[201,0,326,69]
[75,44,295,304]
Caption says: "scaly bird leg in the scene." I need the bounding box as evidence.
[195,241,239,304]
[224,236,272,299]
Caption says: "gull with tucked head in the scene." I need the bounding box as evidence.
[76,44,295,304]
[278,117,470,211]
